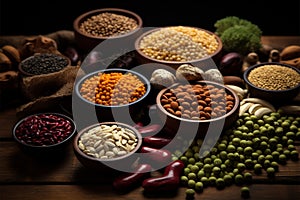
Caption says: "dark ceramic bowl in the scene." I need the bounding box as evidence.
[73,8,143,53]
[243,62,300,104]
[73,68,151,125]
[73,122,142,172]
[12,112,77,154]
[156,80,239,139]
[134,26,223,75]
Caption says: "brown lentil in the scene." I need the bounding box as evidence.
[160,83,235,120]
[138,26,219,62]
[79,12,138,37]
[247,64,300,90]
[80,72,146,106]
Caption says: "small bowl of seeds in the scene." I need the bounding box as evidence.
[73,122,142,172]
[73,8,143,53]
[134,26,223,73]
[18,53,71,77]
[243,62,300,104]
[12,112,77,155]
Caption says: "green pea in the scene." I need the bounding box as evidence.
[237,163,246,172]
[258,155,265,164]
[254,163,263,174]
[218,143,226,151]
[227,144,236,153]
[290,150,299,161]
[181,175,189,185]
[264,159,271,168]
[241,186,250,198]
[197,170,205,179]
[245,120,254,128]
[200,177,209,187]
[260,141,268,150]
[187,179,196,188]
[213,158,222,166]
[203,164,212,173]
[223,174,233,185]
[278,154,287,164]
[188,157,196,165]
[266,167,276,177]
[195,161,203,168]
[234,174,244,185]
[275,126,284,136]
[244,172,252,183]
[219,151,227,160]
[271,151,280,161]
[271,161,279,172]
[296,132,300,141]
[188,172,197,180]
[245,159,254,169]
[257,119,265,126]
[286,131,296,140]
[180,156,188,165]
[195,181,204,192]
[184,167,191,176]
[216,178,225,190]
[212,166,221,175]
[232,137,241,146]
[208,176,217,186]
[244,146,253,155]
[204,157,212,164]
[185,188,195,199]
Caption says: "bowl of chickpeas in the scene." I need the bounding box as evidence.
[73,68,151,124]
[73,8,143,53]
[243,62,300,104]
[156,80,240,138]
[134,26,223,73]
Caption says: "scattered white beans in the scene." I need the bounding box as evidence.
[78,124,138,159]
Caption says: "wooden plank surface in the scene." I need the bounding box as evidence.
[1,36,300,200]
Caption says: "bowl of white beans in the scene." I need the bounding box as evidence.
[73,122,142,172]
[134,26,223,72]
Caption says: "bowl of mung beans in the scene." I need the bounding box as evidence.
[74,68,151,123]
[73,8,143,53]
[73,121,142,172]
[243,62,300,104]
[156,80,240,138]
[134,26,223,72]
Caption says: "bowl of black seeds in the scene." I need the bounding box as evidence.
[18,53,71,77]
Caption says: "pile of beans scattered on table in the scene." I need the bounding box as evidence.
[20,53,69,75]
[79,12,138,37]
[79,72,146,106]
[138,26,219,62]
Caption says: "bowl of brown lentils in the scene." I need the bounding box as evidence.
[155,80,240,138]
[73,8,143,53]
[74,68,151,123]
[243,62,300,104]
[134,26,223,72]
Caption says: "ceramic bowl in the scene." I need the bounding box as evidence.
[73,122,142,172]
[243,62,300,104]
[73,68,151,125]
[73,8,143,53]
[156,80,239,139]
[12,112,77,154]
[134,26,223,75]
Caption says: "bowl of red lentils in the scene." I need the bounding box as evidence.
[134,26,223,72]
[73,8,143,53]
[73,121,142,172]
[156,80,240,138]
[74,68,151,123]
[243,62,300,104]
[12,112,77,154]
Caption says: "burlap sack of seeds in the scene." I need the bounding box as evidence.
[16,65,85,117]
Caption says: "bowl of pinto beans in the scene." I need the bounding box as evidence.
[73,68,151,125]
[156,80,240,139]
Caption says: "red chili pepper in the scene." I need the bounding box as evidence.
[142,160,185,192]
[112,163,152,193]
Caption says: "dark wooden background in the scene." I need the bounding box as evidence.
[0,0,299,36]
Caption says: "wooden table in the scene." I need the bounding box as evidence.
[1,36,300,200]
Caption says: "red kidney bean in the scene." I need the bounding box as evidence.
[113,163,152,193]
[142,136,172,149]
[135,124,162,137]
[14,114,74,146]
[142,160,185,192]
[140,146,172,164]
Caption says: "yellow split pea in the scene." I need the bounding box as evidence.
[80,72,146,106]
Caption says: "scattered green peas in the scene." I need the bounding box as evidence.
[241,186,250,198]
[187,179,196,188]
[185,188,195,199]
[195,182,204,192]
